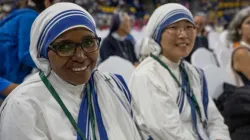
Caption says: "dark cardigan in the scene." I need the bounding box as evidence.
[100,34,138,64]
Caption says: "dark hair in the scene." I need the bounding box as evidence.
[109,13,121,34]
[109,11,128,34]
[31,0,54,13]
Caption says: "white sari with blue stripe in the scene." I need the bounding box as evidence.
[0,70,141,140]
[0,3,142,140]
[129,55,230,140]
[77,70,141,140]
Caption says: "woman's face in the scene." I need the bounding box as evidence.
[119,14,131,35]
[160,20,196,62]
[194,15,206,34]
[240,16,250,41]
[48,27,99,85]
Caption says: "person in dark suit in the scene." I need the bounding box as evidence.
[100,11,139,66]
[185,12,209,62]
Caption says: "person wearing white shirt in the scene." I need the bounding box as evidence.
[129,3,230,140]
[0,3,141,140]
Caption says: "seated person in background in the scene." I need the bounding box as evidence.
[0,0,38,84]
[0,0,59,101]
[227,46,250,86]
[129,3,230,140]
[227,7,250,49]
[185,12,209,63]
[0,0,63,85]
[216,46,250,140]
[100,11,139,66]
[0,3,141,140]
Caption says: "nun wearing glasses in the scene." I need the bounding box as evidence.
[129,3,230,140]
[0,3,141,140]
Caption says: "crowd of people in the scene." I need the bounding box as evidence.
[0,0,250,140]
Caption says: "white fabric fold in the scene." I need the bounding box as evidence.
[0,70,142,140]
[0,2,141,140]
[94,71,141,140]
[129,56,231,140]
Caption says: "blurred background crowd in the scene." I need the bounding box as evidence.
[2,0,249,31]
[1,0,250,139]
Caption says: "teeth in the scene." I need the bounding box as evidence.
[176,43,187,47]
[72,66,88,72]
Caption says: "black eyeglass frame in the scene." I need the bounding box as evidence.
[49,37,102,57]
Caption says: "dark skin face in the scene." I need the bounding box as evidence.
[48,28,98,85]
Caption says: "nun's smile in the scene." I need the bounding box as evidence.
[48,27,99,85]
[160,20,196,63]
[71,65,89,72]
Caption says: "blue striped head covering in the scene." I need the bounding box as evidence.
[143,3,194,56]
[150,3,194,44]
[30,2,97,74]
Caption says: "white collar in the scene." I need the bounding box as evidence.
[158,54,181,84]
[240,41,250,49]
[158,54,180,69]
[111,32,126,41]
[48,71,85,99]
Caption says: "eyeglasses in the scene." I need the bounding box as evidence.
[49,37,101,57]
[165,25,196,36]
